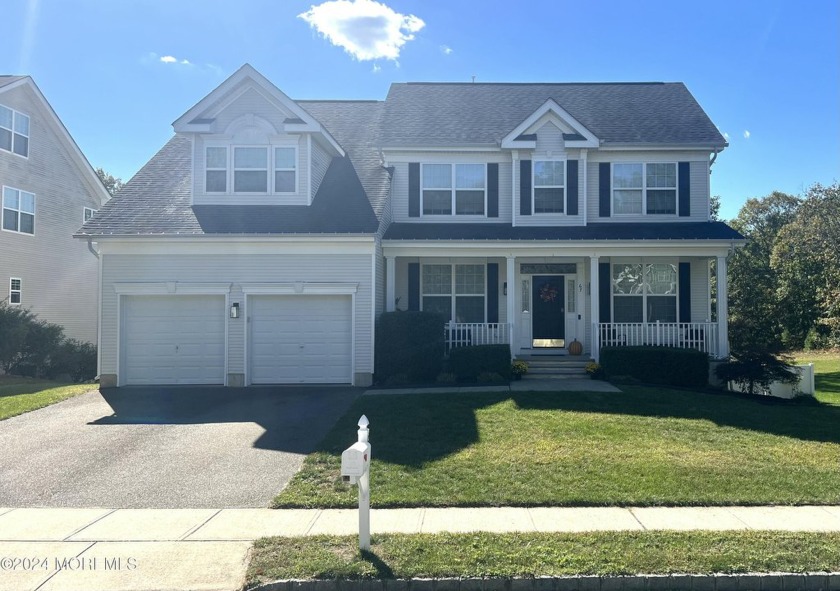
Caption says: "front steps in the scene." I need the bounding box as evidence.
[516,355,592,379]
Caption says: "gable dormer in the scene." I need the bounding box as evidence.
[501,99,599,150]
[173,64,344,206]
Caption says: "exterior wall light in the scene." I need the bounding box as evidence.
[230,302,240,318]
[503,282,507,296]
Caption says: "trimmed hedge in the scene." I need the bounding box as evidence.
[447,344,512,382]
[600,346,709,388]
[375,311,445,384]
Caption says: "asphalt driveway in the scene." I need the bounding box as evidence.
[0,385,360,508]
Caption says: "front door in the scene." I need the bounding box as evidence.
[532,275,565,348]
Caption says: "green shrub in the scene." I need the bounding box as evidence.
[585,362,605,380]
[447,345,512,382]
[511,360,529,378]
[715,351,797,395]
[600,346,709,388]
[48,339,98,383]
[477,371,505,383]
[375,311,445,384]
[436,372,457,384]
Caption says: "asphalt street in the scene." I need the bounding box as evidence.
[0,385,360,508]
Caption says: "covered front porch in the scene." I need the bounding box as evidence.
[383,243,732,361]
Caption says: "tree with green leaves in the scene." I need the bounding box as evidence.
[771,182,840,348]
[95,167,124,197]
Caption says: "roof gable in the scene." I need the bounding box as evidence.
[0,76,110,205]
[172,64,344,156]
[501,98,599,149]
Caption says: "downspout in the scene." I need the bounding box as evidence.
[87,237,100,259]
[709,149,719,172]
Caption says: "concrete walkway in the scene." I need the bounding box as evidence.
[2,505,840,590]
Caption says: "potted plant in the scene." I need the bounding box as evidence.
[511,360,529,380]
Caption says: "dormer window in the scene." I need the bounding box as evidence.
[204,144,298,195]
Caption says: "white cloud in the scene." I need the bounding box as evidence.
[440,45,453,55]
[743,130,751,139]
[372,63,381,73]
[299,0,425,61]
[160,55,177,64]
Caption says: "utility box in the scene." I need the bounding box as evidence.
[341,441,369,485]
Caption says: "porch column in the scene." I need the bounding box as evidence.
[589,255,600,362]
[385,256,396,312]
[506,256,516,354]
[717,255,730,358]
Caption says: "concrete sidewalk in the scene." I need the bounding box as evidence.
[3,505,840,591]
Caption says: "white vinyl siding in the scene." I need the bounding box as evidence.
[690,258,711,322]
[310,140,331,202]
[0,83,104,344]
[99,248,374,385]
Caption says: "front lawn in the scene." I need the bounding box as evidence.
[796,350,840,406]
[274,385,840,508]
[246,531,840,581]
[0,376,94,420]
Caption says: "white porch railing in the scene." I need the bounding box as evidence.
[445,322,512,350]
[598,322,720,358]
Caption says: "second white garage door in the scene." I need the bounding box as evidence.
[249,295,352,384]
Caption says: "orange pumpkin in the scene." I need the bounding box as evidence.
[568,339,583,355]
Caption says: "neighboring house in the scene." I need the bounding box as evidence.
[1,76,110,344]
[78,65,744,388]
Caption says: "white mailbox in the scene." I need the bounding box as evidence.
[341,441,369,485]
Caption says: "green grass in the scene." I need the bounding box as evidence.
[246,531,840,582]
[274,378,840,508]
[0,376,94,420]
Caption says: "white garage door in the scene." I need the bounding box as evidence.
[250,295,352,384]
[122,295,226,385]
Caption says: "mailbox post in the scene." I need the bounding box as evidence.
[340,415,371,551]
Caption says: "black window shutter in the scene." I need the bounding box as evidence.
[678,162,690,217]
[679,262,691,322]
[487,163,499,218]
[520,160,532,215]
[566,159,579,215]
[408,163,420,218]
[599,163,611,217]
[408,263,420,311]
[487,263,499,323]
[599,262,611,323]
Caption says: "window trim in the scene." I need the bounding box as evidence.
[420,262,487,323]
[9,277,21,305]
[2,186,35,236]
[0,104,30,158]
[420,163,487,218]
[532,158,566,215]
[83,207,97,222]
[611,260,678,323]
[611,162,678,216]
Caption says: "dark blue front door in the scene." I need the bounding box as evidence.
[532,275,565,347]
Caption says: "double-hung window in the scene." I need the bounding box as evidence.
[0,104,29,157]
[233,147,268,193]
[83,207,97,222]
[205,147,227,192]
[9,278,21,305]
[612,262,677,323]
[421,264,486,323]
[2,187,35,234]
[533,160,565,213]
[421,164,485,216]
[613,163,677,215]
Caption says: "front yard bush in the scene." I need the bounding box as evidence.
[375,311,445,384]
[600,346,708,388]
[447,344,512,382]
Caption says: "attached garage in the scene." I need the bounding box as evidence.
[249,294,352,384]
[121,295,226,385]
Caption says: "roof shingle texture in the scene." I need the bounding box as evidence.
[381,82,726,147]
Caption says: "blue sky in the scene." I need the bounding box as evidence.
[3,0,837,220]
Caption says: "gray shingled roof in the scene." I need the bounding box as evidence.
[78,102,386,236]
[384,222,744,242]
[381,82,726,147]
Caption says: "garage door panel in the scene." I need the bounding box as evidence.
[123,295,225,386]
[250,295,352,384]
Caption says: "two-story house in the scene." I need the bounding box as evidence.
[1,76,110,344]
[78,65,744,388]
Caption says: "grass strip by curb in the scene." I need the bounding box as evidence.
[246,531,840,583]
[0,378,94,421]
